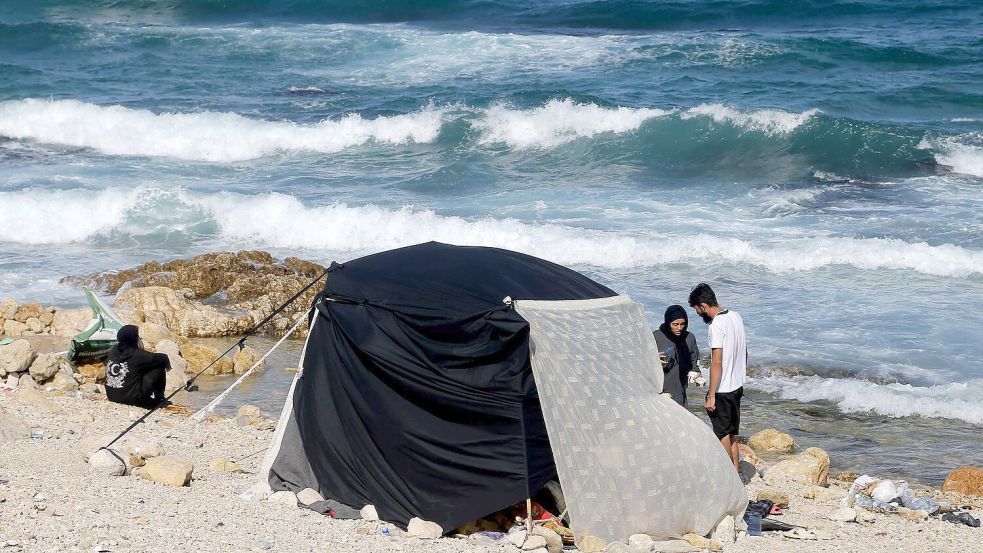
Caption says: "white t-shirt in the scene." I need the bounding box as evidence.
[707,310,747,393]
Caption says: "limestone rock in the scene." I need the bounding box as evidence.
[406,517,443,539]
[154,340,188,373]
[50,367,80,392]
[942,466,983,497]
[360,504,379,521]
[0,339,37,374]
[748,428,795,454]
[756,488,790,508]
[25,317,44,334]
[0,407,30,442]
[737,443,765,470]
[139,323,177,349]
[13,303,42,323]
[829,507,857,522]
[16,387,59,412]
[18,373,38,389]
[50,308,92,336]
[140,456,194,486]
[681,533,721,552]
[233,345,266,375]
[79,382,104,396]
[0,298,15,319]
[3,319,28,337]
[530,525,563,553]
[39,311,54,327]
[209,458,245,473]
[4,375,17,388]
[89,448,129,477]
[576,535,606,553]
[297,488,324,506]
[711,515,735,544]
[28,353,63,382]
[765,447,830,487]
[522,535,547,550]
[179,342,233,375]
[116,286,253,337]
[236,404,263,426]
[628,534,654,550]
[76,361,106,383]
[268,490,298,507]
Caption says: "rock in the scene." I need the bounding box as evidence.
[628,534,654,550]
[0,298,16,319]
[756,488,790,508]
[711,515,735,544]
[0,407,30,442]
[897,507,928,521]
[737,443,766,470]
[88,448,128,476]
[209,458,245,473]
[4,375,17,388]
[3,318,27,337]
[236,404,263,426]
[80,382,104,395]
[576,535,606,553]
[255,418,276,431]
[829,507,857,522]
[296,488,324,506]
[18,373,38,389]
[50,308,92,336]
[116,286,254,337]
[406,517,443,539]
[605,543,629,553]
[28,353,62,382]
[360,504,379,521]
[25,317,44,334]
[13,303,42,323]
[76,361,106,383]
[531,526,563,553]
[765,447,830,487]
[155,340,188,373]
[179,342,234,375]
[522,535,547,550]
[0,339,37,374]
[50,367,80,392]
[140,456,194,486]
[39,311,54,327]
[748,428,795,454]
[942,466,983,497]
[233,345,266,375]
[16,387,59,412]
[268,490,298,507]
[139,323,177,349]
[507,529,527,548]
[681,534,721,552]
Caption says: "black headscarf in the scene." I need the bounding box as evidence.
[115,325,140,355]
[659,304,689,343]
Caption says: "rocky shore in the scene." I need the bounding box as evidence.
[0,251,981,552]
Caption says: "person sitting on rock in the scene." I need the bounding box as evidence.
[105,325,170,408]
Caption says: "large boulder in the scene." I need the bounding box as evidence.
[116,287,253,337]
[50,308,92,336]
[76,361,106,383]
[154,340,190,395]
[0,339,37,374]
[3,319,28,337]
[233,345,265,375]
[25,317,45,334]
[738,443,766,469]
[138,322,177,349]
[28,353,64,382]
[942,466,983,497]
[178,342,233,375]
[140,456,194,487]
[748,428,795,454]
[13,303,43,323]
[50,367,80,392]
[0,407,30,442]
[0,298,16,320]
[765,447,830,487]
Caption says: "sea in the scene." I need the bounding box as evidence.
[1,1,981,485]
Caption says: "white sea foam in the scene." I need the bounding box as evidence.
[475,99,670,149]
[682,103,820,135]
[751,375,983,425]
[5,187,979,279]
[0,99,446,162]
[920,133,983,177]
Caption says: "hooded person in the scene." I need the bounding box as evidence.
[105,325,171,408]
[652,304,703,406]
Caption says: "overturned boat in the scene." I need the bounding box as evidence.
[68,287,125,361]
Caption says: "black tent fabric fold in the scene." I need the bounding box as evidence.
[292,242,615,531]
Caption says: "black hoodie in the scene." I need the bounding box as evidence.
[105,325,169,406]
[652,305,700,406]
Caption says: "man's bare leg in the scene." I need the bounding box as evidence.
[729,435,741,471]
[718,435,739,471]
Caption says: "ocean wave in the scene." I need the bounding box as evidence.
[750,374,983,426]
[920,133,983,177]
[3,187,982,279]
[682,104,820,136]
[0,99,446,162]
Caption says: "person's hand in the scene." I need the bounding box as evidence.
[705,394,716,412]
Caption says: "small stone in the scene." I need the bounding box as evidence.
[507,529,527,547]
[296,488,324,506]
[359,504,379,521]
[406,517,443,539]
[628,534,654,549]
[941,466,983,497]
[604,543,629,553]
[209,458,245,473]
[829,507,857,522]
[255,418,277,431]
[748,428,795,453]
[765,447,830,487]
[236,404,262,427]
[530,525,563,553]
[89,448,128,477]
[711,515,735,544]
[681,533,721,552]
[522,535,547,550]
[577,535,606,553]
[756,488,790,508]
[233,346,266,375]
[27,352,62,382]
[139,456,193,487]
[267,490,297,508]
[257,540,273,550]
[804,491,816,499]
[0,339,37,374]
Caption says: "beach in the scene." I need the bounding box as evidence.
[1,385,980,552]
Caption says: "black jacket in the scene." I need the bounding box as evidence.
[105,346,169,405]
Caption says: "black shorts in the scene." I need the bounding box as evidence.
[707,387,743,439]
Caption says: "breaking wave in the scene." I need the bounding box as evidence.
[2,187,982,279]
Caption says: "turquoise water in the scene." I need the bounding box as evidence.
[1,1,982,475]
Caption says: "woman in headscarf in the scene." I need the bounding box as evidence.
[652,305,703,406]
[105,325,171,408]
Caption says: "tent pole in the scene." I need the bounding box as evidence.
[526,498,533,533]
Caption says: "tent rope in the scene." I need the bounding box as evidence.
[99,266,329,453]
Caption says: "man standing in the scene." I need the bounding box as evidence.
[688,283,746,471]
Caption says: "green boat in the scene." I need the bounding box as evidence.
[68,287,126,361]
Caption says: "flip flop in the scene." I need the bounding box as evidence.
[770,505,784,516]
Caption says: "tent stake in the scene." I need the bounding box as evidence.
[526,498,533,533]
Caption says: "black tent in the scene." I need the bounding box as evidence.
[267,242,615,532]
